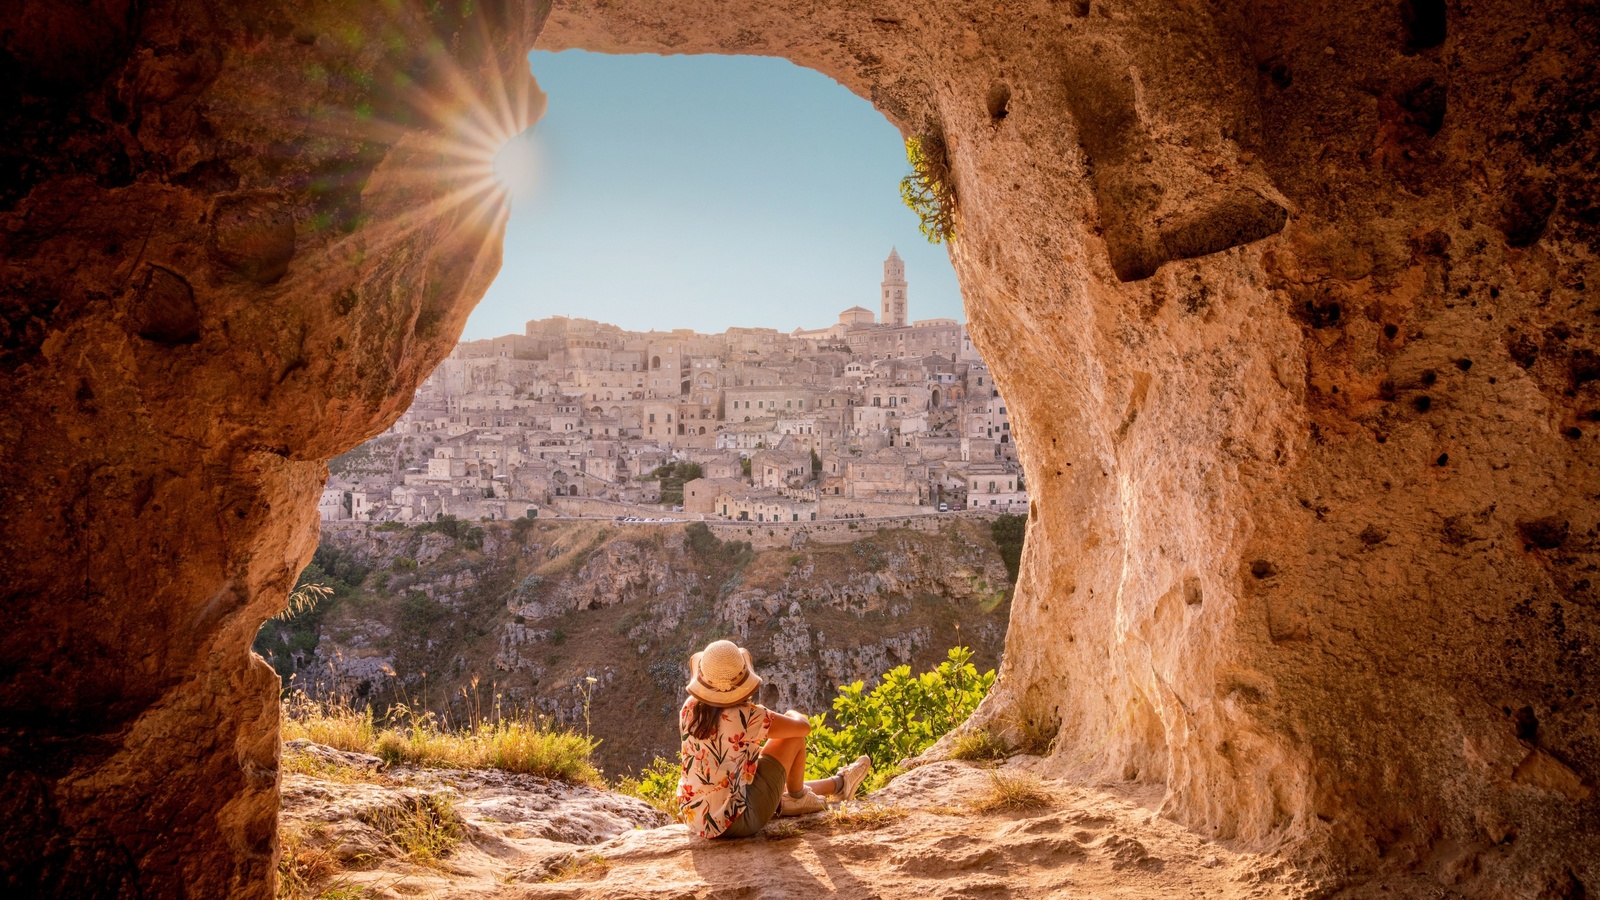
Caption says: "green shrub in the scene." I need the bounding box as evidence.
[614,757,682,820]
[805,647,995,790]
[684,521,721,556]
[413,514,484,550]
[900,133,957,244]
[652,461,703,506]
[990,514,1026,583]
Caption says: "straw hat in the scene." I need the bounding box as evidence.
[687,640,762,707]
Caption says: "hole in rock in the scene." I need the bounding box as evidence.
[987,83,1012,122]
[1403,0,1448,51]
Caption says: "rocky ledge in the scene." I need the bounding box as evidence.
[280,743,1316,899]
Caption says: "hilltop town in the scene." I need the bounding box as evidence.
[321,250,1026,524]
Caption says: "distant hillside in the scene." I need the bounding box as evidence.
[257,516,1018,775]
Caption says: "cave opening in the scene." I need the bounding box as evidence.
[259,39,1024,835]
[3,0,1595,896]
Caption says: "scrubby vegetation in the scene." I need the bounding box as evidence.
[254,544,370,680]
[412,513,485,549]
[900,133,957,244]
[282,692,601,785]
[804,646,996,791]
[990,513,1026,583]
[266,517,1009,778]
[358,794,462,867]
[651,461,703,506]
[613,757,682,820]
[948,727,1008,762]
[969,770,1053,813]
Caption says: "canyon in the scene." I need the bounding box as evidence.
[1,0,1596,897]
[261,516,1014,775]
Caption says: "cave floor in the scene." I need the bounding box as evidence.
[281,749,1323,899]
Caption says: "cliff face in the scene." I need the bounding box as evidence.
[1,0,1596,896]
[267,519,1012,774]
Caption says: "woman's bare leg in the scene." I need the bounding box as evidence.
[760,737,845,796]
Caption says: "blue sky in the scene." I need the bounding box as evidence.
[462,50,963,339]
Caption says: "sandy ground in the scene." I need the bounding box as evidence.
[280,745,1318,899]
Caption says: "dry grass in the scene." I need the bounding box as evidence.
[759,802,907,840]
[283,699,379,754]
[1011,712,1060,756]
[948,728,1008,763]
[762,820,805,840]
[281,748,384,784]
[825,802,908,830]
[311,890,374,900]
[968,770,1054,814]
[359,794,462,868]
[278,827,341,899]
[543,853,611,883]
[283,692,600,785]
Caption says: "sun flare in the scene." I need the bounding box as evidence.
[492,131,543,200]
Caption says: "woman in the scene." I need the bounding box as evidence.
[676,639,872,839]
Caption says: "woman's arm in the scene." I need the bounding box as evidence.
[766,708,812,739]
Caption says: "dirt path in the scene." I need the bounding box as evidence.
[281,746,1315,899]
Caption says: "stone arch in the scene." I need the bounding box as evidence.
[0,1,1594,897]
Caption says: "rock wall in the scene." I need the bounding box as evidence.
[1,0,1595,896]
[541,0,1599,890]
[0,1,548,896]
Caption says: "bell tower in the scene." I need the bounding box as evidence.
[880,248,907,326]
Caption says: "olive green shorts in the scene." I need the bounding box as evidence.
[716,756,786,839]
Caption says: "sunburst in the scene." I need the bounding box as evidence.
[261,0,550,302]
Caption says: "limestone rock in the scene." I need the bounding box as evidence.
[1,0,1597,895]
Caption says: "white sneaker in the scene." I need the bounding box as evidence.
[780,788,826,816]
[833,755,872,801]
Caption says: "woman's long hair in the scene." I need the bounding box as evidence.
[688,698,723,741]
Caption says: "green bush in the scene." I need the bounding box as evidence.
[614,757,682,820]
[652,462,703,506]
[685,521,721,556]
[900,134,957,244]
[805,647,995,791]
[990,514,1026,584]
[414,514,484,550]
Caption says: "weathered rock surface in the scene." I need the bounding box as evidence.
[278,741,667,897]
[281,751,1311,899]
[1,0,1596,896]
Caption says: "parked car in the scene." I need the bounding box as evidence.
[939,503,949,512]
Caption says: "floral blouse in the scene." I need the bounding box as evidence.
[676,698,774,838]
